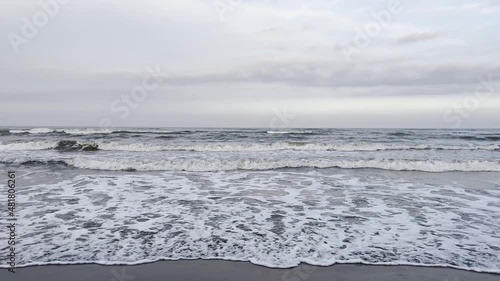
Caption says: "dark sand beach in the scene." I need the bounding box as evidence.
[2,261,500,281]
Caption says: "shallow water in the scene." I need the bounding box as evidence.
[1,128,499,272]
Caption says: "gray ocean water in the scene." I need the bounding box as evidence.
[1,127,499,272]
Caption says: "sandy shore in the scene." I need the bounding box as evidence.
[1,260,499,281]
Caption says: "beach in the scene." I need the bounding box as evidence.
[3,0,500,279]
[2,261,500,281]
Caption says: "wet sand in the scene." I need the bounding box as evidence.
[2,260,500,281]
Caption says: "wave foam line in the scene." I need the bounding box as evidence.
[1,141,499,152]
[2,258,500,274]
[8,128,174,135]
[16,158,500,172]
[267,130,315,134]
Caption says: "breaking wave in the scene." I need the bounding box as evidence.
[457,135,500,141]
[1,140,498,152]
[0,140,99,151]
[8,128,176,135]
[55,140,99,151]
[10,158,500,172]
[267,130,315,135]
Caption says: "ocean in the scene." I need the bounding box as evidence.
[1,127,499,273]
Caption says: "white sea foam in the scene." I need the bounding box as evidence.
[9,129,27,134]
[60,157,500,172]
[1,140,497,152]
[267,130,314,134]
[89,142,500,152]
[8,128,173,135]
[3,128,500,272]
[9,128,114,135]
[0,141,58,151]
[10,128,56,134]
[6,170,500,273]
[62,129,115,135]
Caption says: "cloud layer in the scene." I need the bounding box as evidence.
[1,0,499,127]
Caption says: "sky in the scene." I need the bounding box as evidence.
[0,0,499,128]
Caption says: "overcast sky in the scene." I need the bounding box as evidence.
[1,0,499,128]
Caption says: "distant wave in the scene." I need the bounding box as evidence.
[0,141,58,151]
[456,135,500,141]
[0,140,98,151]
[112,130,180,135]
[6,128,500,142]
[11,158,500,172]
[267,130,315,135]
[1,140,499,152]
[7,128,256,136]
[8,128,176,136]
[10,128,114,135]
[387,131,413,137]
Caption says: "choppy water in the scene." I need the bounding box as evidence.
[1,127,500,272]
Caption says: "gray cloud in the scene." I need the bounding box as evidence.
[397,32,443,44]
[1,0,499,127]
[145,61,500,89]
[2,60,498,95]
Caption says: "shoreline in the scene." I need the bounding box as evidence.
[2,260,499,281]
[5,259,500,274]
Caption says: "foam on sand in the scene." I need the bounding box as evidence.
[7,169,500,273]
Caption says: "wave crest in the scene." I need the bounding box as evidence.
[12,158,500,172]
[1,141,498,152]
[55,140,99,151]
[267,130,315,134]
[8,128,175,135]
